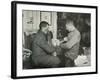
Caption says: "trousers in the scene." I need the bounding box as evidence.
[32,55,60,68]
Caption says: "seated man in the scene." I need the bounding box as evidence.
[31,21,60,68]
[60,19,81,67]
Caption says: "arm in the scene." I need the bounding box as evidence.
[36,35,55,54]
[60,32,80,49]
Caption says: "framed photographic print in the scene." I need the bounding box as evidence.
[11,1,98,79]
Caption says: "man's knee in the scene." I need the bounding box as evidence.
[32,55,60,67]
[49,56,60,66]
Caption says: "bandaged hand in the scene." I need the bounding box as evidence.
[52,52,57,56]
[64,37,68,41]
[52,39,60,46]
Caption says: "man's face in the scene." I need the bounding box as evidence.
[43,25,49,34]
[65,23,73,31]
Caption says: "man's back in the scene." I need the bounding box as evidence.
[60,29,81,60]
[65,29,81,60]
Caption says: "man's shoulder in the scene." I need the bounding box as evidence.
[69,29,80,37]
[74,29,80,37]
[34,32,45,41]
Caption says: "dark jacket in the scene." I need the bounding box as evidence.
[32,30,55,57]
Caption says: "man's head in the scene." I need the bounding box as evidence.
[65,19,75,32]
[39,21,49,34]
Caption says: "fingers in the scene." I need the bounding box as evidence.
[52,52,57,56]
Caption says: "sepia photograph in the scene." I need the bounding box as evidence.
[11,1,97,79]
[22,10,91,69]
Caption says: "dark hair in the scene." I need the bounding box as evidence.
[39,21,49,30]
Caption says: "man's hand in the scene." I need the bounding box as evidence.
[60,37,68,44]
[52,39,60,46]
[52,52,57,56]
[23,48,32,61]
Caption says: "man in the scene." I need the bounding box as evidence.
[31,21,60,68]
[60,19,81,67]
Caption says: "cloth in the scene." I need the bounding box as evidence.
[74,55,90,67]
